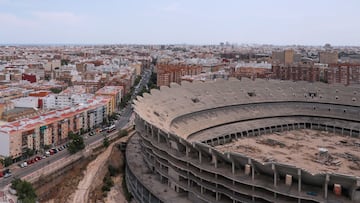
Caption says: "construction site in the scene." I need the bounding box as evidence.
[129,78,360,203]
[215,129,360,176]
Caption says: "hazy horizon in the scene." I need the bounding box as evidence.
[1,0,359,46]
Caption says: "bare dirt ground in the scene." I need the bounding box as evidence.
[35,132,132,203]
[88,144,125,203]
[71,137,127,203]
[35,157,94,203]
[104,145,127,203]
[216,129,360,175]
[104,176,127,203]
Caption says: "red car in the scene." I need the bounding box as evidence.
[27,159,34,164]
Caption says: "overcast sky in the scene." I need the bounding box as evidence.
[0,0,359,45]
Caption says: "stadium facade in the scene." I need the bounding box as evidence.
[126,78,360,203]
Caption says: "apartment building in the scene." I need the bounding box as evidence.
[156,63,202,86]
[0,97,110,160]
[272,62,322,82]
[326,63,360,85]
[95,86,123,114]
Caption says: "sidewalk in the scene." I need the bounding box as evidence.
[0,184,16,203]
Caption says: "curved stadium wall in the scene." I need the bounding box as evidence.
[126,78,360,203]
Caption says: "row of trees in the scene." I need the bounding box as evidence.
[0,147,36,167]
[137,72,158,97]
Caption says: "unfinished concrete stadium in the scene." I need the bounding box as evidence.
[126,78,360,203]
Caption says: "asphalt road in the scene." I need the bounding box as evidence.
[0,68,152,188]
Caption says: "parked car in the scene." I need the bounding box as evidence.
[20,162,28,168]
[27,159,34,165]
[4,172,12,178]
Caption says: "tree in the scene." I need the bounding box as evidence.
[137,86,149,97]
[11,178,37,203]
[148,72,158,89]
[1,156,13,167]
[119,129,128,137]
[134,76,142,86]
[23,148,35,159]
[103,137,110,148]
[68,131,85,154]
[43,145,51,150]
[49,87,62,94]
[61,59,69,66]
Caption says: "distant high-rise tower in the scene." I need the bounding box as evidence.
[319,51,338,64]
[272,49,294,65]
[284,49,294,64]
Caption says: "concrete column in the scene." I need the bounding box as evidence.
[201,186,204,194]
[199,151,202,163]
[298,169,302,193]
[251,164,255,181]
[135,179,138,191]
[324,173,330,199]
[150,126,153,138]
[166,137,169,147]
[232,160,235,174]
[212,154,218,168]
[186,146,190,157]
[157,130,160,143]
[272,164,277,187]
[216,192,220,201]
[351,179,360,201]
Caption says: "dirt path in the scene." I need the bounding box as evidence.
[104,176,128,203]
[71,138,125,203]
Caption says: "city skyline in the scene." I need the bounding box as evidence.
[1,0,360,46]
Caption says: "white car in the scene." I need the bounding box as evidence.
[21,162,28,168]
[4,173,12,178]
